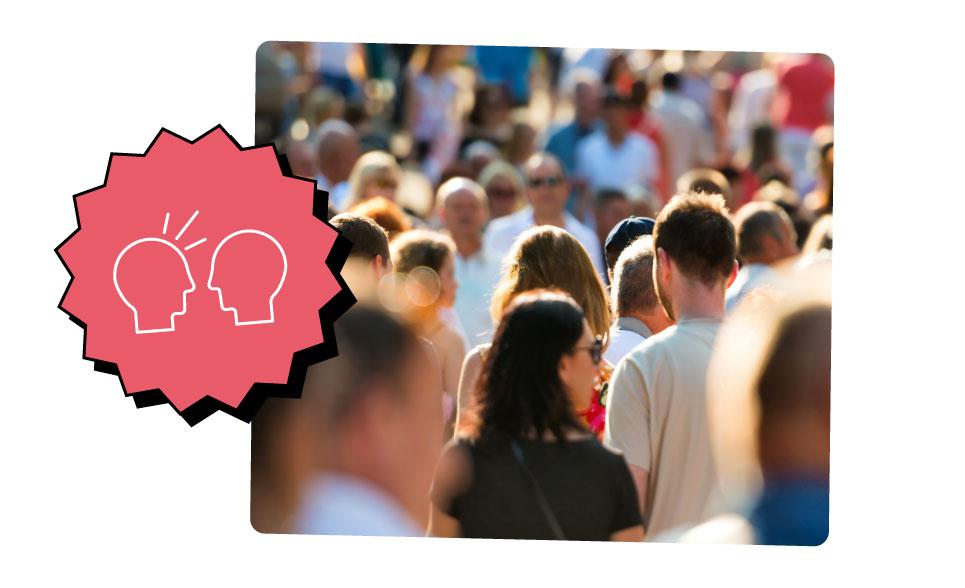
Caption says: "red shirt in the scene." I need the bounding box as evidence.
[772,55,834,132]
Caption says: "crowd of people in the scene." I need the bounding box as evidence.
[251,42,833,545]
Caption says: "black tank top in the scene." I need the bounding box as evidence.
[433,435,642,541]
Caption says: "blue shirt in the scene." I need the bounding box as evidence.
[750,475,829,546]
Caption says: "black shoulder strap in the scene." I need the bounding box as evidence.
[510,440,567,541]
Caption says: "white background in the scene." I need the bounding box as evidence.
[2,1,962,585]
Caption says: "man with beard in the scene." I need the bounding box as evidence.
[603,191,737,540]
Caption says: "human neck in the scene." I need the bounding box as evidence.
[450,232,482,259]
[319,164,343,185]
[622,310,671,335]
[671,281,727,322]
[606,128,626,147]
[532,208,566,228]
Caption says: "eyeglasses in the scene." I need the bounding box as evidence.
[374,177,397,190]
[528,175,563,189]
[573,336,604,365]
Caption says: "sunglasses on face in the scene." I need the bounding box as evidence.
[573,335,604,365]
[528,175,563,189]
[374,177,397,190]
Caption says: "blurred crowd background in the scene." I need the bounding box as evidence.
[251,42,833,545]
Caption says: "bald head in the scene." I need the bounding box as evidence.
[315,119,359,184]
[438,177,488,240]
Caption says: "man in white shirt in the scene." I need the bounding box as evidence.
[575,88,659,194]
[313,119,359,212]
[438,178,503,348]
[484,152,605,275]
[604,192,738,539]
[604,235,674,366]
[726,201,799,313]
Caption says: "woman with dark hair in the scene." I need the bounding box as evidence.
[429,290,643,541]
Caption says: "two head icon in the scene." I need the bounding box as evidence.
[113,230,287,333]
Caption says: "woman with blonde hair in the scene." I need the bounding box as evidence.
[477,160,525,220]
[345,150,403,210]
[455,225,613,435]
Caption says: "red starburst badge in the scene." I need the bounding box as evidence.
[56,126,353,424]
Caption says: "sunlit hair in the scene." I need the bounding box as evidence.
[349,196,411,240]
[477,160,525,213]
[391,229,455,275]
[330,212,390,267]
[388,230,455,322]
[491,226,611,345]
[653,191,736,286]
[346,150,403,209]
[802,214,832,256]
[436,177,487,212]
[677,168,733,209]
[706,267,831,509]
[523,151,566,180]
[461,290,588,444]
[612,235,659,317]
[732,201,794,263]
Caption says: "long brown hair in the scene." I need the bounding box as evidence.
[491,226,611,346]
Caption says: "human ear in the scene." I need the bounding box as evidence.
[727,260,738,289]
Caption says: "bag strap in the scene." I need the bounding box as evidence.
[510,440,567,541]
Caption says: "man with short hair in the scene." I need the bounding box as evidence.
[604,236,674,365]
[483,152,604,275]
[314,119,359,212]
[438,177,503,347]
[726,201,798,313]
[330,212,391,302]
[603,191,738,540]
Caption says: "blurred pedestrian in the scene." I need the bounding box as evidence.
[251,306,443,536]
[438,178,503,348]
[726,201,799,313]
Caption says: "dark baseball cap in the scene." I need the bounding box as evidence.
[605,216,656,257]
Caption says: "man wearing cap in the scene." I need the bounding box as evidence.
[603,218,674,365]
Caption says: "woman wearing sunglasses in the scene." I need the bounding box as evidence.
[429,290,643,541]
[454,225,614,437]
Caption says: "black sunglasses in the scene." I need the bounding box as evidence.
[573,335,604,365]
[528,175,563,189]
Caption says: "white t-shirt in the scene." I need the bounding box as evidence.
[482,206,605,277]
[603,318,724,538]
[575,130,659,193]
[453,246,503,348]
[295,472,423,537]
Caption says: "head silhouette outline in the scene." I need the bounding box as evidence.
[113,238,196,334]
[207,229,288,325]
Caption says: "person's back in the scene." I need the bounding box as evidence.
[607,318,722,536]
[435,434,640,541]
